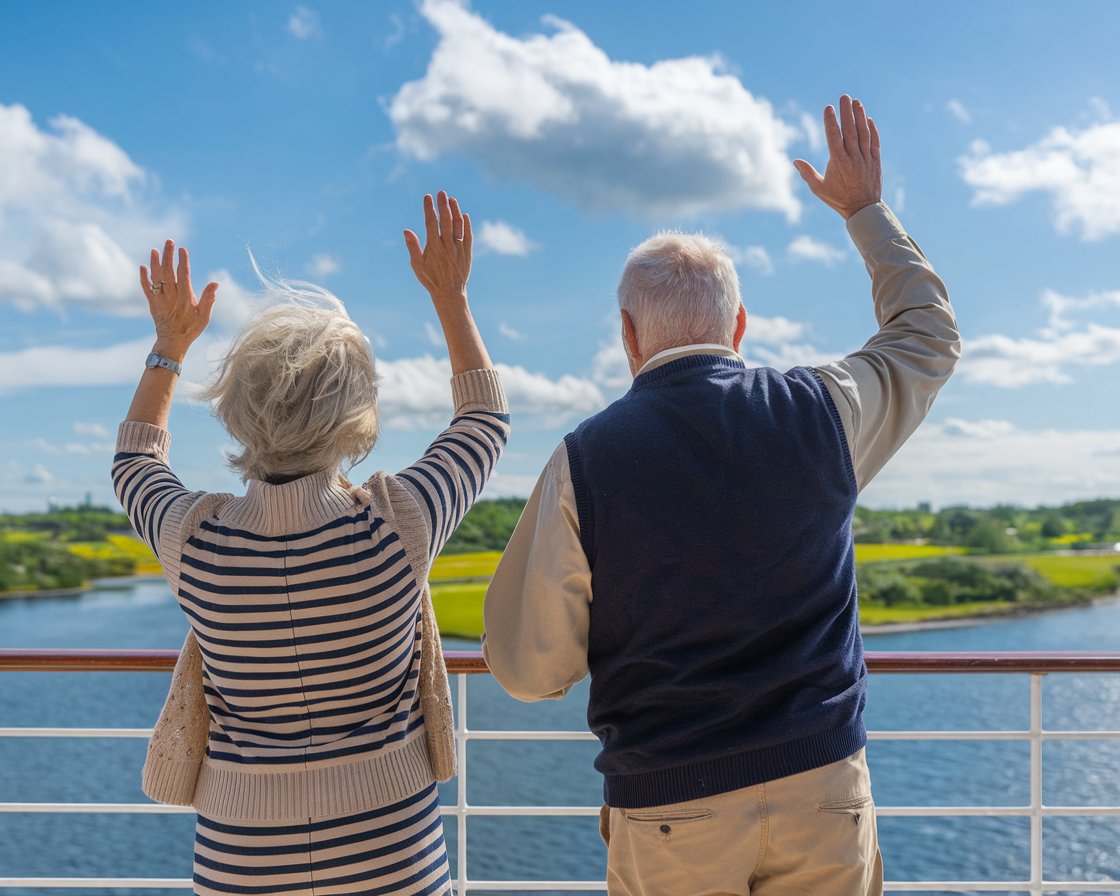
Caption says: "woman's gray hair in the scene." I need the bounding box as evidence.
[201,281,379,483]
[618,232,741,356]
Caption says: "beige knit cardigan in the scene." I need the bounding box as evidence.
[140,471,457,813]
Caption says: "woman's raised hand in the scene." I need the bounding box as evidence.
[403,191,473,310]
[140,240,219,361]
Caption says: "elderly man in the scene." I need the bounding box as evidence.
[483,96,959,894]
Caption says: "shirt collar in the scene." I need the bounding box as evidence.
[637,343,742,376]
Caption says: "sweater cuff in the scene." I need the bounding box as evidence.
[116,421,172,462]
[450,368,509,414]
[846,201,906,256]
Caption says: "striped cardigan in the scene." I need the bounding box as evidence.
[113,368,508,820]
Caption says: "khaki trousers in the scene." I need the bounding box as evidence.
[600,749,883,896]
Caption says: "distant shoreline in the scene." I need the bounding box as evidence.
[3,574,1117,641]
[0,573,164,601]
[861,593,1117,635]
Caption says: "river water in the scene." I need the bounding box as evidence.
[1,578,1118,894]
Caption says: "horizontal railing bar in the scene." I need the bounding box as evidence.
[0,880,191,890]
[1,882,1118,893]
[6,801,1117,819]
[465,729,597,741]
[6,726,1118,742]
[0,727,152,738]
[0,802,192,813]
[869,729,1120,740]
[4,649,1120,674]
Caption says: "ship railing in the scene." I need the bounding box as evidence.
[1,650,1119,894]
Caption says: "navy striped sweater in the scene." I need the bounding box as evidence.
[113,368,508,819]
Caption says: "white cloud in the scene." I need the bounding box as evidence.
[591,340,632,391]
[0,103,185,315]
[477,220,536,256]
[423,320,443,347]
[382,13,407,50]
[727,244,774,276]
[959,287,1120,388]
[862,419,1120,508]
[498,321,525,341]
[287,6,322,40]
[376,354,604,428]
[959,118,1120,240]
[390,0,800,220]
[946,99,972,124]
[960,325,1120,387]
[24,464,53,484]
[747,314,806,344]
[788,234,847,265]
[1041,287,1120,330]
[799,111,823,153]
[307,253,340,277]
[73,421,109,438]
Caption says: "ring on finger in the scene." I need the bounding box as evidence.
[151,281,165,293]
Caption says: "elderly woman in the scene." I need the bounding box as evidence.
[112,192,507,895]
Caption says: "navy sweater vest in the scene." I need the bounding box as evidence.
[564,356,864,808]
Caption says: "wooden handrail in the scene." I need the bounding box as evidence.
[2,649,1120,674]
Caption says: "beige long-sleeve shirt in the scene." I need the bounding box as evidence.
[483,202,960,702]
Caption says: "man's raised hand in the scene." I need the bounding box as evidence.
[793,95,882,220]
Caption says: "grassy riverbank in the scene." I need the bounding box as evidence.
[427,548,1120,639]
[4,519,1118,640]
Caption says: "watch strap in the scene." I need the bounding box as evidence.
[145,351,183,376]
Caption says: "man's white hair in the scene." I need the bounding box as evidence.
[201,282,379,483]
[618,232,742,357]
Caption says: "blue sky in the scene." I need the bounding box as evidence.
[1,0,1119,512]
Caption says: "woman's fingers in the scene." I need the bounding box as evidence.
[450,197,464,241]
[422,194,439,246]
[199,282,219,322]
[177,247,191,298]
[161,239,175,286]
[462,212,472,254]
[437,190,452,243]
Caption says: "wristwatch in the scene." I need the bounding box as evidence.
[145,351,183,376]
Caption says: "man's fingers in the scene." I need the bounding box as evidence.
[422,194,439,245]
[838,95,856,155]
[868,117,881,161]
[853,99,871,156]
[822,104,843,159]
[792,159,825,194]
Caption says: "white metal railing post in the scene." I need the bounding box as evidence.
[1029,672,1044,896]
[456,673,469,895]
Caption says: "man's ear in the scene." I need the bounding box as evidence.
[732,304,747,352]
[621,310,643,375]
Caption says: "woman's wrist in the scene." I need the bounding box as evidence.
[151,339,191,363]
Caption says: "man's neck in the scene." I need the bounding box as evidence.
[636,343,740,376]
